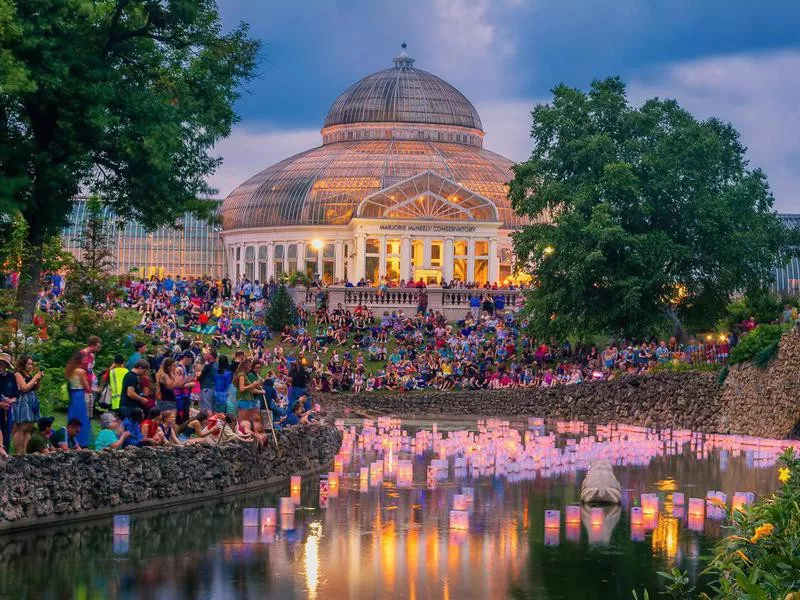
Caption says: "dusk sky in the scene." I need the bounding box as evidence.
[210,0,800,211]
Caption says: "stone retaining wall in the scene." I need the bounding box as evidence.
[0,422,342,531]
[324,363,799,439]
[719,330,800,439]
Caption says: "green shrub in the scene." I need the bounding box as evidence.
[650,360,720,374]
[725,291,784,329]
[729,324,788,366]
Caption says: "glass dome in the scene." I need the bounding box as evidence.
[323,52,483,134]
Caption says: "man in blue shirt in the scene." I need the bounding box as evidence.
[121,408,145,447]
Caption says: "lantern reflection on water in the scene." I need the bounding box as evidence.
[566,522,580,542]
[242,508,259,528]
[450,510,469,530]
[261,508,277,529]
[544,527,560,546]
[113,514,130,536]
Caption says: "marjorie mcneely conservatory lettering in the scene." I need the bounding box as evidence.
[377,223,480,233]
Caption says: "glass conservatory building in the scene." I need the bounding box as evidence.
[63,199,224,278]
[220,49,523,286]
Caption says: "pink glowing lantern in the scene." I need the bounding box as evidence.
[242,508,259,528]
[328,472,340,488]
[450,509,469,530]
[688,498,705,517]
[260,508,277,529]
[641,493,658,515]
[291,488,301,506]
[453,494,467,511]
[290,475,302,494]
[544,510,560,529]
[630,506,643,526]
[334,456,344,474]
[732,492,755,512]
[113,514,130,536]
[360,467,369,481]
[672,492,685,505]
[565,505,581,524]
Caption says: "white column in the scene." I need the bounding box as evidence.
[400,236,411,283]
[296,241,305,275]
[317,246,323,278]
[467,239,475,283]
[423,238,432,266]
[335,240,345,282]
[266,242,274,280]
[443,237,454,283]
[378,235,387,280]
[355,234,366,281]
[488,238,499,285]
[238,244,245,279]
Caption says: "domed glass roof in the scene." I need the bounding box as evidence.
[323,52,483,132]
[221,48,523,231]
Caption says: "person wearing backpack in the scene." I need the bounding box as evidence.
[101,355,128,414]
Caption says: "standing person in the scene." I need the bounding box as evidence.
[119,360,150,419]
[104,355,128,415]
[125,341,148,370]
[0,352,18,455]
[213,355,233,414]
[174,352,195,424]
[288,360,309,411]
[65,349,92,448]
[81,335,102,417]
[234,358,263,422]
[155,358,179,412]
[12,355,43,455]
[198,348,218,413]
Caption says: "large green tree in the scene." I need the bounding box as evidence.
[0,0,260,321]
[509,77,792,340]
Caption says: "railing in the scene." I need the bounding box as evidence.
[343,288,420,306]
[440,288,520,308]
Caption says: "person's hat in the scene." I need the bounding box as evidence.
[0,353,11,368]
[37,416,55,430]
[100,412,117,428]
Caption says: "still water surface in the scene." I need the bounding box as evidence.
[0,418,785,599]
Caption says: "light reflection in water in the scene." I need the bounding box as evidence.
[0,418,791,600]
[304,522,321,599]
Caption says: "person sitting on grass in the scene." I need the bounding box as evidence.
[141,407,165,445]
[94,412,131,451]
[177,409,212,442]
[26,416,55,454]
[51,418,83,451]
[121,408,148,448]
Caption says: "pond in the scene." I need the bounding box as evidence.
[0,417,790,599]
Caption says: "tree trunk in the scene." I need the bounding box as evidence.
[15,232,44,325]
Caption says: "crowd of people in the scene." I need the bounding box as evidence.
[0,272,758,457]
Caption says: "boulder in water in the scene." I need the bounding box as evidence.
[580,460,622,504]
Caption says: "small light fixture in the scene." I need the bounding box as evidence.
[311,239,324,251]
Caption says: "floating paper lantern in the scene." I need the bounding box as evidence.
[688,498,705,517]
[359,479,369,494]
[566,505,581,524]
[113,514,130,536]
[242,508,260,528]
[328,472,340,488]
[641,493,658,515]
[360,467,369,481]
[630,506,643,526]
[462,487,475,503]
[453,494,467,511]
[279,497,295,514]
[732,492,755,511]
[590,507,604,528]
[672,492,685,505]
[449,509,469,530]
[290,475,302,493]
[260,508,277,529]
[544,510,560,529]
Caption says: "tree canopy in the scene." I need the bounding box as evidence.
[0,0,260,320]
[509,77,793,340]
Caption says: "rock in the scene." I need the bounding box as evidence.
[580,460,622,505]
